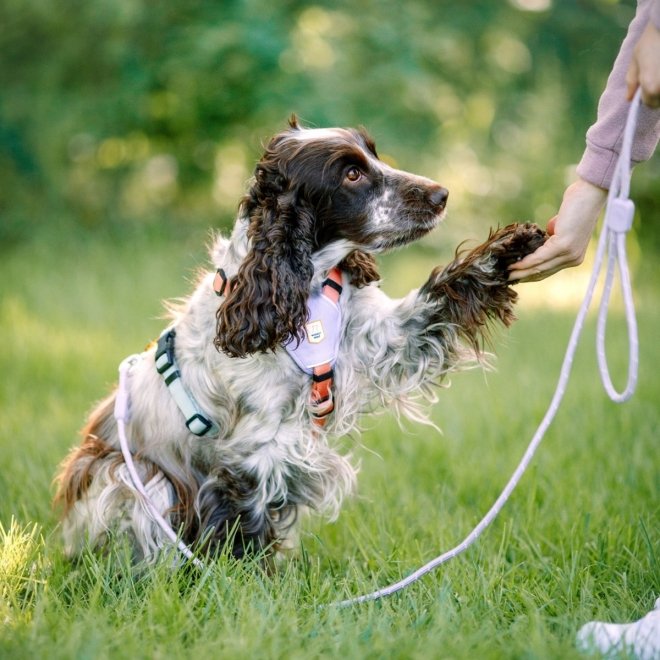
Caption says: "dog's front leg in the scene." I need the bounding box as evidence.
[418,222,547,351]
[342,223,546,413]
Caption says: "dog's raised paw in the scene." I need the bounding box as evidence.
[486,222,548,269]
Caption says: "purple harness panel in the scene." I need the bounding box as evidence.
[284,292,342,374]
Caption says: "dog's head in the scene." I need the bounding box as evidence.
[215,116,448,358]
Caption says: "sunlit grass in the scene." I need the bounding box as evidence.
[0,519,46,627]
[0,232,657,658]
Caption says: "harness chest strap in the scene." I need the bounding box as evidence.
[155,329,219,437]
[308,268,342,426]
[214,266,343,427]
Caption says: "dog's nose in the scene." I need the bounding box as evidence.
[428,186,449,210]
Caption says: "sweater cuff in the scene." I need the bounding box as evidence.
[576,143,619,190]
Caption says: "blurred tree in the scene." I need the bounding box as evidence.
[2,0,654,249]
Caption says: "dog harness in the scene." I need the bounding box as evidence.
[213,267,343,427]
[155,329,220,437]
[285,268,343,426]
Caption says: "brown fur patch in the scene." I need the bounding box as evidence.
[54,396,199,539]
[339,250,380,288]
[421,223,547,352]
[53,434,118,514]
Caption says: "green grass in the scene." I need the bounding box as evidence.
[1,232,658,659]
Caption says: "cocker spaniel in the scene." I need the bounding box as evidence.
[55,117,546,563]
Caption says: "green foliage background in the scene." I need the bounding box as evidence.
[1,0,657,249]
[1,2,658,655]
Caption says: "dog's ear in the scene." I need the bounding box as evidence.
[339,250,380,288]
[215,159,315,358]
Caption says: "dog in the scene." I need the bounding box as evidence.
[54,117,547,563]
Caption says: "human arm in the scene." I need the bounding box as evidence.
[509,0,660,283]
[508,179,607,282]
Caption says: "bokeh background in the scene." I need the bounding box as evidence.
[2,0,658,258]
[1,2,659,654]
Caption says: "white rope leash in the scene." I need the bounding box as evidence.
[596,86,641,402]
[333,88,642,607]
[115,355,204,569]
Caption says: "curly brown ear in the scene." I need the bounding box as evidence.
[339,250,380,288]
[215,168,315,358]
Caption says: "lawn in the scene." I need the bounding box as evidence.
[1,231,658,659]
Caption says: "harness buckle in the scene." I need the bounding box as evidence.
[154,328,219,438]
[213,268,232,297]
[186,413,214,436]
[155,330,176,374]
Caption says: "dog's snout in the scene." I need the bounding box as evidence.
[428,186,449,210]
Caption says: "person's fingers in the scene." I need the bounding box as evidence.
[640,78,660,107]
[627,23,660,107]
[508,236,565,272]
[642,92,660,108]
[626,60,639,101]
[508,216,558,273]
[508,254,572,282]
[508,233,582,280]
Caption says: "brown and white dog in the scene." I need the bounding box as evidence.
[54,118,546,562]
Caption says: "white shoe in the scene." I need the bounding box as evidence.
[577,598,660,659]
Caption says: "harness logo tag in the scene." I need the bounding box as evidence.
[306,320,325,344]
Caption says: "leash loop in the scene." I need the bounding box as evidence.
[595,88,641,403]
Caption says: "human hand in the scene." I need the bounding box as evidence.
[626,21,660,108]
[508,178,607,282]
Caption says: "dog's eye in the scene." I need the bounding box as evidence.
[345,167,362,183]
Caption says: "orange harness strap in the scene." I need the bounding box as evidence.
[309,267,343,427]
[213,268,232,298]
